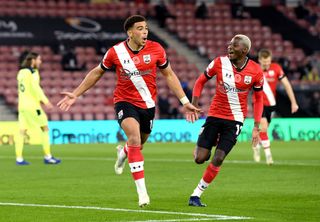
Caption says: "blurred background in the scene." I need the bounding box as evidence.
[0,0,319,122]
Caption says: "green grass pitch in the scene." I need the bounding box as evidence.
[0,141,319,222]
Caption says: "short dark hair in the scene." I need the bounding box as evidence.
[258,48,272,59]
[124,15,146,32]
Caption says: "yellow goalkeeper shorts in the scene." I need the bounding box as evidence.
[18,109,48,129]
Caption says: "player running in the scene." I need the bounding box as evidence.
[57,15,200,207]
[252,49,298,165]
[187,34,264,207]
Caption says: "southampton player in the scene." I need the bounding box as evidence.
[252,49,298,165]
[57,15,200,207]
[187,34,264,207]
[16,52,61,165]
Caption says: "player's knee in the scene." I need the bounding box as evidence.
[194,154,206,164]
[127,135,141,146]
[260,127,268,133]
[193,146,211,164]
[194,157,205,164]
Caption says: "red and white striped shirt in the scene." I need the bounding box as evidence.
[101,40,168,109]
[205,56,264,123]
[262,63,285,106]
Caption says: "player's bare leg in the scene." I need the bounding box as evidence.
[120,118,149,207]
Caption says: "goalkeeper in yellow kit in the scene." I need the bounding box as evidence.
[16,52,61,165]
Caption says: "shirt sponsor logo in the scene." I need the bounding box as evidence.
[218,82,247,94]
[119,68,152,80]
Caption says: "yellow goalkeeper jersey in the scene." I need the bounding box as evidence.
[17,68,49,111]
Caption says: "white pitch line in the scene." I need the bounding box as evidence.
[0,155,319,166]
[124,218,225,221]
[124,217,250,221]
[0,202,251,221]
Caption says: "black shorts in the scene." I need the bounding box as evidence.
[197,117,243,155]
[262,106,276,123]
[114,101,155,134]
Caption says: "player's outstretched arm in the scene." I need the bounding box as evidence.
[280,76,299,113]
[160,64,201,122]
[57,92,77,111]
[57,65,104,111]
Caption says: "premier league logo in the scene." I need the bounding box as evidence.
[143,54,151,64]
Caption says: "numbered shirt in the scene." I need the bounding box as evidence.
[101,40,168,109]
[205,56,264,123]
[17,68,49,111]
[262,63,285,106]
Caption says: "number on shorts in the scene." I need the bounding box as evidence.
[235,124,242,135]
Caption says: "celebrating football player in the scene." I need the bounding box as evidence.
[57,15,200,207]
[187,34,264,207]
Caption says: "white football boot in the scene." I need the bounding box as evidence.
[114,145,126,175]
[266,154,274,165]
[138,193,150,207]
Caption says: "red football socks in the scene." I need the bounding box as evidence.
[203,162,221,184]
[127,145,144,180]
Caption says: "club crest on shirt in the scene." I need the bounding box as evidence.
[244,76,252,84]
[268,70,275,76]
[143,54,151,64]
